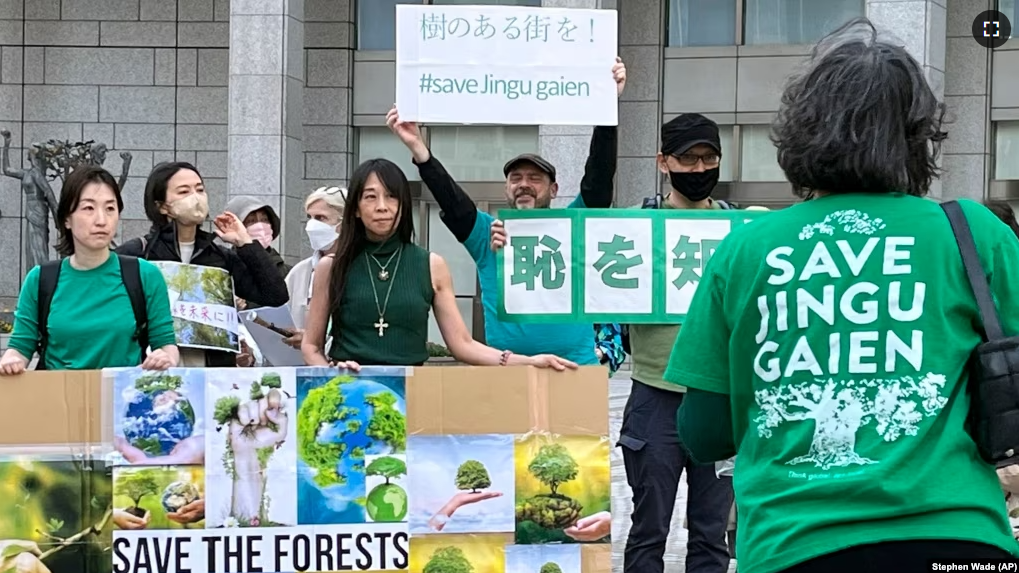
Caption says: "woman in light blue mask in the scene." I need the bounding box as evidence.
[282,186,346,348]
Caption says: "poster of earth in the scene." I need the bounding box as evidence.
[110,369,206,467]
[294,367,408,525]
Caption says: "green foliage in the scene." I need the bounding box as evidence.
[166,264,201,299]
[179,399,196,426]
[115,470,159,507]
[455,460,492,493]
[365,391,407,452]
[516,494,583,531]
[250,381,265,401]
[256,446,275,470]
[540,563,563,573]
[297,376,351,487]
[0,545,32,559]
[134,374,183,393]
[365,456,406,484]
[427,342,453,358]
[261,373,282,389]
[200,267,233,305]
[527,443,579,496]
[213,396,241,426]
[423,546,474,573]
[133,435,163,456]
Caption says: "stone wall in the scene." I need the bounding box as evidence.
[0,0,230,306]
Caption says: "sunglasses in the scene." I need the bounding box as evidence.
[675,153,721,167]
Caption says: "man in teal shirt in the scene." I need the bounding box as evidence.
[383,59,627,365]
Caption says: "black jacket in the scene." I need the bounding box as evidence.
[116,225,290,367]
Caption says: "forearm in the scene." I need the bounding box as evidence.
[414,154,478,242]
[578,126,618,208]
[448,338,533,367]
[676,389,736,464]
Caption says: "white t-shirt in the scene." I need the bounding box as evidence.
[179,241,195,264]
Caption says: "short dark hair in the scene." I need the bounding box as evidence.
[144,161,204,229]
[55,165,123,257]
[983,200,1019,240]
[771,18,947,199]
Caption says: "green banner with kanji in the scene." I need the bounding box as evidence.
[495,208,769,324]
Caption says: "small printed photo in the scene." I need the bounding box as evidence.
[113,465,205,530]
[364,454,407,523]
[205,369,297,528]
[514,434,612,545]
[0,454,112,573]
[505,544,582,573]
[296,368,407,525]
[111,369,206,466]
[154,261,240,353]
[408,434,515,535]
[409,533,507,573]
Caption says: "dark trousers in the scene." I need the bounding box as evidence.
[618,380,733,573]
[780,540,1013,572]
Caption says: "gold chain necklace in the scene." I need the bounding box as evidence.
[366,246,403,337]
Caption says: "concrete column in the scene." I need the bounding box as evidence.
[227,0,304,262]
[616,0,664,208]
[942,0,994,200]
[867,0,948,197]
[540,0,618,206]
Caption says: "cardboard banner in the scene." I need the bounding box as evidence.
[0,366,610,573]
[495,208,768,324]
[395,5,618,126]
[154,262,241,354]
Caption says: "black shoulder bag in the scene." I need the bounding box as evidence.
[942,200,1019,465]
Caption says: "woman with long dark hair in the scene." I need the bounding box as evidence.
[117,162,289,367]
[302,158,576,370]
[662,19,1019,572]
[1,166,178,374]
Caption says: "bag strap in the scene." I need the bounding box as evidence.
[35,260,63,370]
[117,255,150,354]
[941,200,1004,341]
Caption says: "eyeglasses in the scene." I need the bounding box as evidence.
[675,154,721,167]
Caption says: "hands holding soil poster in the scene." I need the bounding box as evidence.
[0,365,610,573]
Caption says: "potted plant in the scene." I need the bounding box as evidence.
[426,342,461,366]
[0,306,13,352]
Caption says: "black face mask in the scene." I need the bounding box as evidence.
[669,169,719,203]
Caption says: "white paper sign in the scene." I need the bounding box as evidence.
[501,217,573,315]
[664,218,732,315]
[395,4,619,125]
[584,217,653,314]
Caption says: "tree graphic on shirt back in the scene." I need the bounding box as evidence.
[754,373,948,470]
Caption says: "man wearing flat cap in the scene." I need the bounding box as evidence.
[384,58,627,369]
[618,113,741,573]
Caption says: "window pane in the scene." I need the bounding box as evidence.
[428,203,477,296]
[357,0,420,51]
[740,125,786,182]
[1003,0,1018,37]
[411,200,422,244]
[428,297,474,345]
[356,127,420,181]
[718,125,734,182]
[667,0,737,47]
[995,122,1019,180]
[744,0,864,45]
[429,126,539,181]
[434,0,540,4]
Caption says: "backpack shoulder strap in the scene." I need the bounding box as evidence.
[641,195,661,209]
[35,260,63,370]
[117,255,151,354]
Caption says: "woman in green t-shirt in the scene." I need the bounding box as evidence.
[664,18,1019,573]
[301,157,576,371]
[0,166,178,375]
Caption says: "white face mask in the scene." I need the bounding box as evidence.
[305,219,338,252]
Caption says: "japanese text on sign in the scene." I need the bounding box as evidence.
[396,5,618,126]
[497,210,767,324]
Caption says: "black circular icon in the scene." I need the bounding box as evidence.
[973,10,1011,48]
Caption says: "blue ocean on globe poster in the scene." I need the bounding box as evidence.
[109,368,206,466]
[295,366,408,525]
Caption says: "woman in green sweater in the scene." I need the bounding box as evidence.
[0,166,178,374]
[301,158,576,371]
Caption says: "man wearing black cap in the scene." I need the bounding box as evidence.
[383,58,626,367]
[618,113,736,573]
